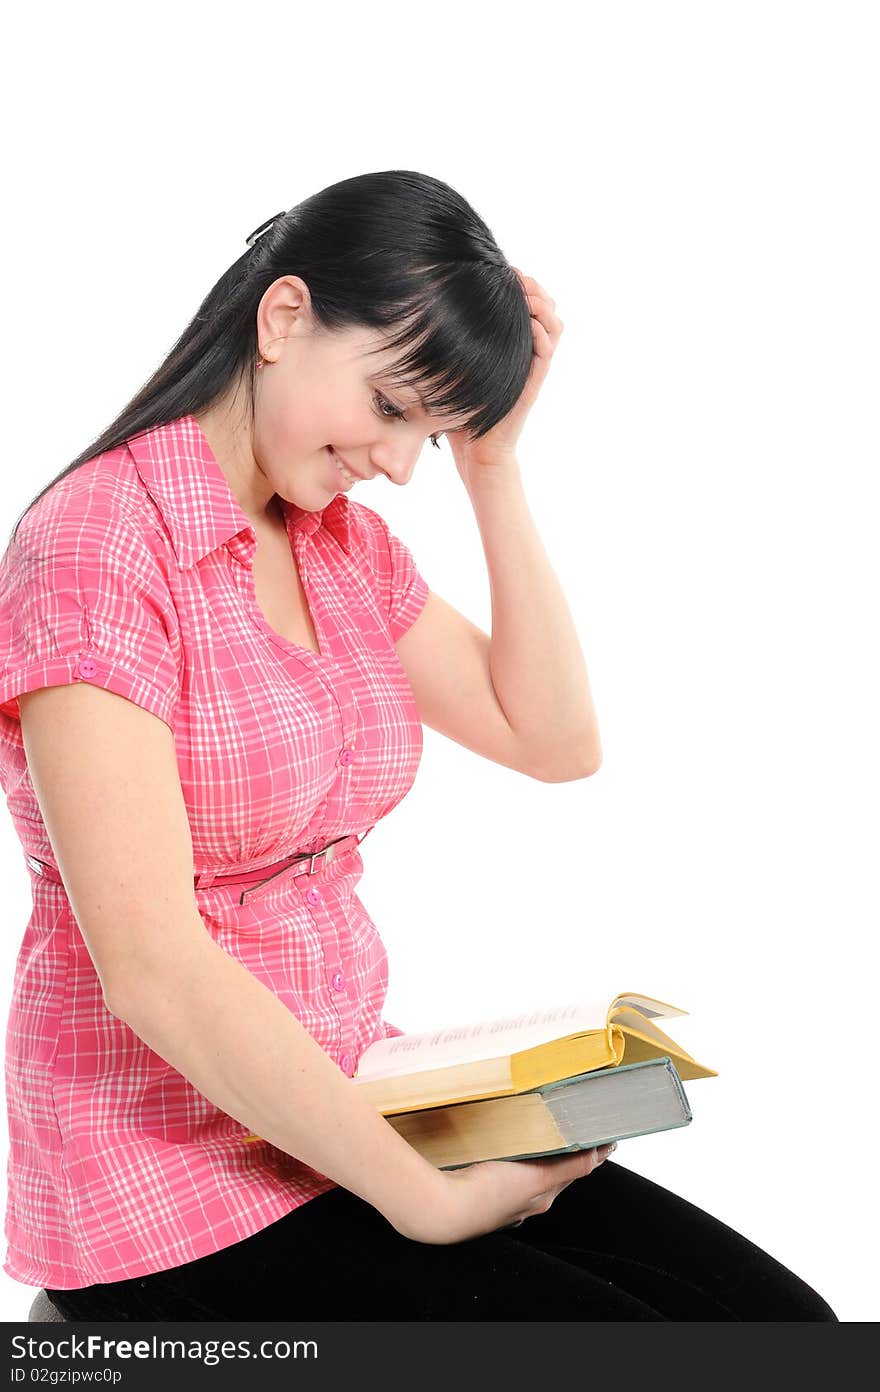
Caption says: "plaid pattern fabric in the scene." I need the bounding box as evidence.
[0,415,427,1288]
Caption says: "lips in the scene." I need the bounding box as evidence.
[331,451,373,484]
[329,446,367,481]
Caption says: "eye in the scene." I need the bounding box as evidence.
[374,390,444,450]
[374,390,406,422]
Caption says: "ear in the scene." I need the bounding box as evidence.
[256,275,316,360]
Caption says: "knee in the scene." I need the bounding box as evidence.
[777,1275,839,1322]
[802,1289,839,1322]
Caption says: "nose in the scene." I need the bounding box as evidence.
[374,449,420,487]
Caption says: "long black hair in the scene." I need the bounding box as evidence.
[8,171,533,549]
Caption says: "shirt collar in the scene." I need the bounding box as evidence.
[126,413,352,570]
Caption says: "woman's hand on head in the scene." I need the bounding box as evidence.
[447,268,565,480]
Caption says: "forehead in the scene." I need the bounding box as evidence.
[344,329,406,372]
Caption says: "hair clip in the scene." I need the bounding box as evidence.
[245,210,288,248]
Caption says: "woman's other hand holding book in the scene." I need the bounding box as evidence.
[389,1144,616,1245]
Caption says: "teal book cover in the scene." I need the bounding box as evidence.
[436,1056,693,1169]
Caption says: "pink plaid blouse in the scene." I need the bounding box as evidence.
[0,414,428,1289]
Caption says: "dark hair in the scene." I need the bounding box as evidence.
[7,169,533,547]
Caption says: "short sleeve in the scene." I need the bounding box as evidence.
[0,520,181,730]
[347,500,430,643]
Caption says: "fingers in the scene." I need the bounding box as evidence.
[510,267,564,351]
[556,1146,613,1193]
[560,1143,618,1186]
[503,1145,619,1234]
[531,1146,616,1202]
[579,1142,617,1169]
[511,267,555,308]
[525,1146,619,1224]
[511,267,560,317]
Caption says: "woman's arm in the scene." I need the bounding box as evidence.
[396,268,601,784]
[110,934,444,1225]
[395,459,601,783]
[462,457,602,777]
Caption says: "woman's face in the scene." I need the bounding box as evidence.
[227,274,466,520]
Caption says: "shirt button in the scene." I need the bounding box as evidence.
[306,888,322,907]
[77,657,97,679]
[339,749,355,766]
[331,970,345,992]
[340,1052,353,1075]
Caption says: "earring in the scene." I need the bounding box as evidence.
[256,356,264,370]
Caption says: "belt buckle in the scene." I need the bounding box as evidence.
[307,843,335,874]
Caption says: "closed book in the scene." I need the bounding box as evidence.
[387,1056,692,1169]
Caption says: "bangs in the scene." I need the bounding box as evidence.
[355,267,533,442]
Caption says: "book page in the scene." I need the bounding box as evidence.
[356,998,615,1081]
[613,992,689,1020]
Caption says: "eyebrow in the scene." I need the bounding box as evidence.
[372,372,427,411]
[373,372,469,430]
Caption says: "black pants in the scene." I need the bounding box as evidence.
[46,1160,839,1321]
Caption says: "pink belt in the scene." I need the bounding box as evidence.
[25,827,374,908]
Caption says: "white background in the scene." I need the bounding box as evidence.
[1,0,876,1323]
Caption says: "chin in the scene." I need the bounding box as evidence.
[275,489,322,515]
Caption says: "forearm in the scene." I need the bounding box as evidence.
[466,458,601,774]
[108,934,440,1226]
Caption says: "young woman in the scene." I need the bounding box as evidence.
[0,170,837,1321]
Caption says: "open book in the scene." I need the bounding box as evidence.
[348,990,716,1116]
[241,990,715,1155]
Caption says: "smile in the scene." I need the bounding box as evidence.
[328,446,365,485]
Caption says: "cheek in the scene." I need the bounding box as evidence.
[326,405,370,448]
[261,384,324,450]
[260,371,367,452]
